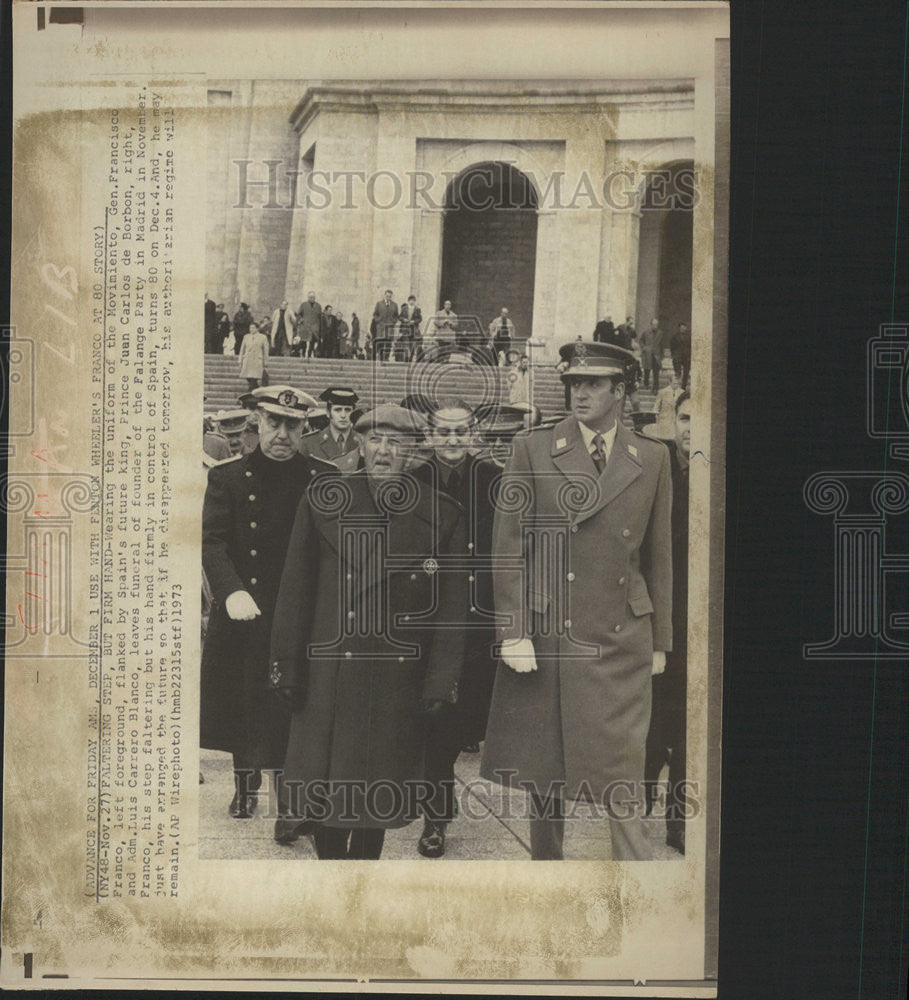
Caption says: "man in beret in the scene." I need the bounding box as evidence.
[481,341,673,860]
[200,385,331,822]
[270,405,466,859]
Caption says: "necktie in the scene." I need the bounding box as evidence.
[337,433,345,451]
[592,434,606,474]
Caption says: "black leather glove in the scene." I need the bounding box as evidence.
[270,660,306,709]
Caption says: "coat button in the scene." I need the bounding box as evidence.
[614,624,622,633]
[250,549,257,557]
[346,573,352,581]
[564,619,572,628]
[403,615,410,622]
[566,572,575,582]
[245,470,252,478]
[248,494,256,501]
[622,529,630,538]
[250,521,257,529]
[467,542,474,550]
[571,525,578,533]
[344,651,352,658]
[398,656,404,663]
[410,574,417,581]
[618,576,625,585]
[273,660,278,666]
[250,577,257,585]
[470,606,477,614]
[468,575,475,583]
[347,611,355,619]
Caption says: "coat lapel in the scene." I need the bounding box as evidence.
[551,417,642,526]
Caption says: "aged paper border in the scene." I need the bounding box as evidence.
[3,2,727,991]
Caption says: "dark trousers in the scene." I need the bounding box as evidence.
[528,791,565,860]
[423,704,462,822]
[527,789,652,861]
[312,826,386,860]
[644,667,687,837]
[644,354,661,388]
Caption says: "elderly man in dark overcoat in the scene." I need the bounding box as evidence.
[200,385,329,819]
[269,405,466,859]
[481,341,673,860]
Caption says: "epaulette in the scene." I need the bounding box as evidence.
[309,455,338,472]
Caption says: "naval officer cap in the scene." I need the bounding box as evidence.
[557,341,636,380]
[354,403,427,437]
[252,385,318,418]
[319,387,359,408]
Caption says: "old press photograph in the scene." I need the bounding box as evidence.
[4,2,727,988]
[200,83,715,863]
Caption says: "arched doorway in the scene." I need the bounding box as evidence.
[635,161,694,341]
[439,162,538,352]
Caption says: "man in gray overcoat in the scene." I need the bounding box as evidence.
[480,341,673,860]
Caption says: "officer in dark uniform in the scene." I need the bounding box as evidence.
[299,387,361,462]
[200,385,335,820]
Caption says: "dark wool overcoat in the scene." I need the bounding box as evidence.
[418,454,502,744]
[270,469,466,828]
[200,447,334,766]
[480,416,673,802]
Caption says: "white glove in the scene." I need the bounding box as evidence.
[651,651,666,676]
[225,590,261,621]
[501,637,539,673]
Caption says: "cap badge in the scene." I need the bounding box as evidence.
[423,558,438,575]
[278,389,296,407]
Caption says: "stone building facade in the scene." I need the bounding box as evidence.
[206,76,717,360]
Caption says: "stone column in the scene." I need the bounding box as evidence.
[413,208,445,321]
[530,210,559,359]
[552,135,604,356]
[300,116,379,322]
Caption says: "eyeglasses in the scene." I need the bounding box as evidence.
[433,425,472,438]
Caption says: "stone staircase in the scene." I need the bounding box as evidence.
[203,354,666,426]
